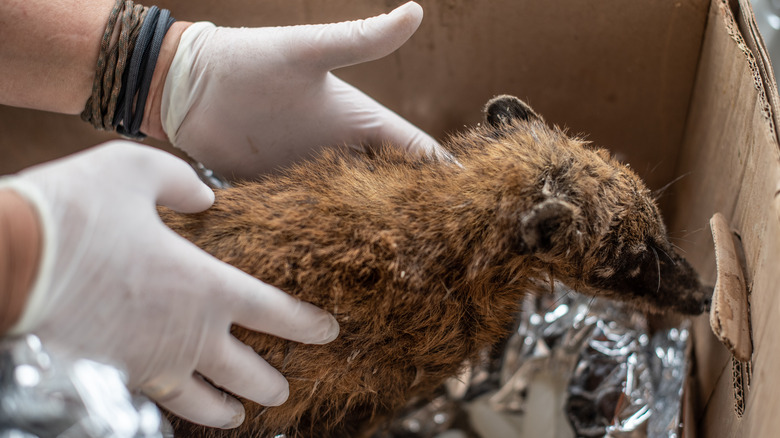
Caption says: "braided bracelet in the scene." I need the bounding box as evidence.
[80,0,175,140]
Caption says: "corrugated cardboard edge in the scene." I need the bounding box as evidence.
[731,356,753,417]
[724,0,778,140]
[709,212,752,362]
[734,0,780,145]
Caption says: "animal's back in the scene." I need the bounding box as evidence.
[163,145,534,437]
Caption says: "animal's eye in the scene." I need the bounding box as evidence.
[646,236,669,252]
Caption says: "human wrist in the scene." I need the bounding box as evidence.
[80,2,185,139]
[140,21,192,141]
[0,190,42,335]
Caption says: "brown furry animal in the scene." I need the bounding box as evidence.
[160,96,710,437]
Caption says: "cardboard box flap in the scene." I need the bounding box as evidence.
[708,212,752,362]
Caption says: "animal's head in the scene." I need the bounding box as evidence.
[478,95,711,315]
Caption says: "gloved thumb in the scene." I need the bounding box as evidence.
[314,1,424,71]
[150,151,215,214]
[104,142,214,213]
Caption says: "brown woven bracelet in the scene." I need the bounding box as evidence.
[80,0,148,131]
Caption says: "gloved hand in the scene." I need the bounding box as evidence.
[161,1,447,178]
[0,141,339,429]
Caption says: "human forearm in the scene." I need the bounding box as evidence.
[0,190,41,335]
[0,0,114,114]
[0,0,186,141]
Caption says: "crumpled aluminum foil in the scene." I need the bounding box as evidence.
[379,282,690,438]
[0,335,172,438]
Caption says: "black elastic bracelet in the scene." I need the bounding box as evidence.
[113,6,175,140]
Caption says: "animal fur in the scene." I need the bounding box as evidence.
[160,96,710,437]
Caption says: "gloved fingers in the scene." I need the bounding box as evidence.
[326,75,452,161]
[151,374,246,429]
[198,335,289,407]
[369,109,459,164]
[363,101,448,159]
[214,261,339,345]
[310,1,424,71]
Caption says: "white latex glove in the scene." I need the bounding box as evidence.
[162,1,447,178]
[0,141,339,429]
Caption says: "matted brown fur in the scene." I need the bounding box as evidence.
[160,96,710,437]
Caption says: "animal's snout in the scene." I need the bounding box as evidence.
[674,284,713,315]
[701,293,713,313]
[696,283,715,314]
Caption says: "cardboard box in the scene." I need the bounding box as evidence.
[1,0,777,435]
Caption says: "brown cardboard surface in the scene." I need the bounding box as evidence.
[672,0,780,435]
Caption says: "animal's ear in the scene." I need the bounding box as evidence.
[518,198,576,254]
[484,95,540,128]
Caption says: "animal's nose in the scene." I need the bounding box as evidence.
[701,296,712,313]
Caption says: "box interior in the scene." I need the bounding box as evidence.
[1,0,778,436]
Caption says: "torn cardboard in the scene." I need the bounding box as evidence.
[709,212,752,362]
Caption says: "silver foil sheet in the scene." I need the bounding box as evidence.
[0,335,171,438]
[378,282,690,438]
